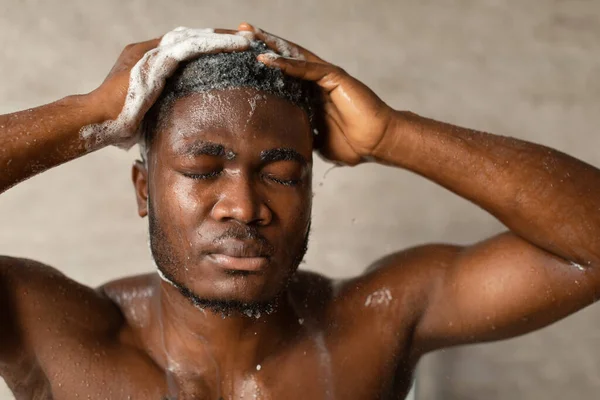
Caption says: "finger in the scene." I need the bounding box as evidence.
[257,54,345,92]
[135,37,163,51]
[317,130,362,167]
[238,22,254,31]
[238,22,323,63]
[213,28,240,35]
[110,37,163,78]
[119,37,162,59]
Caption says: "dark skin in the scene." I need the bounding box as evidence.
[144,89,313,308]
[1,23,600,399]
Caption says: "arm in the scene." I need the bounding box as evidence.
[0,29,251,366]
[0,38,162,366]
[0,93,107,193]
[376,113,600,268]
[0,38,161,194]
[373,113,600,354]
[247,24,600,355]
[1,28,251,194]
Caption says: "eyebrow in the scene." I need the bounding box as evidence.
[174,142,307,165]
[175,141,235,160]
[260,148,308,166]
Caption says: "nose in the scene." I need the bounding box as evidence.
[210,172,272,226]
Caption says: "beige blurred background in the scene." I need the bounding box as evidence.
[1,0,599,398]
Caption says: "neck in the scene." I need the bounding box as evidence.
[148,276,297,374]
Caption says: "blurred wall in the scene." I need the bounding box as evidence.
[0,0,599,398]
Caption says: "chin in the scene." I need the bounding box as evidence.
[159,264,288,313]
[206,272,281,302]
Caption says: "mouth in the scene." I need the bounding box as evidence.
[205,239,272,272]
[206,253,269,272]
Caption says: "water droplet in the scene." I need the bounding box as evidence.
[298,318,304,325]
[256,364,261,371]
[570,261,586,271]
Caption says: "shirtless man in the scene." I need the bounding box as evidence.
[1,24,599,399]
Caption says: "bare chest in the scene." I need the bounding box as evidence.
[9,334,413,400]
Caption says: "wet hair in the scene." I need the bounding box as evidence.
[139,40,322,161]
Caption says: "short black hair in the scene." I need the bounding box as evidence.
[139,40,321,160]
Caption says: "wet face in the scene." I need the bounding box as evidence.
[133,88,313,310]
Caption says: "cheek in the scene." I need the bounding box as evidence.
[268,186,312,230]
[153,173,211,224]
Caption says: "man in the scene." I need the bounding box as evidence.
[0,23,599,399]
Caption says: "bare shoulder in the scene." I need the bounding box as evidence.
[100,272,158,297]
[313,243,463,340]
[287,269,337,314]
[361,242,462,291]
[286,245,463,378]
[99,273,159,330]
[0,255,122,323]
[292,243,462,315]
[0,256,124,362]
[361,243,463,313]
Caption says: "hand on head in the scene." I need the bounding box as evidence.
[86,24,394,163]
[238,22,395,166]
[85,28,251,150]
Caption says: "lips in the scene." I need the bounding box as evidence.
[205,240,272,272]
[207,254,269,271]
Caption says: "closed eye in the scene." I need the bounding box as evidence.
[264,174,301,186]
[261,158,304,187]
[183,171,299,186]
[183,170,222,180]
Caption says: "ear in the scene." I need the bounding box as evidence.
[132,160,149,218]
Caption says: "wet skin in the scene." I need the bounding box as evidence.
[3,87,600,400]
[3,28,600,400]
[140,89,313,307]
[0,90,419,400]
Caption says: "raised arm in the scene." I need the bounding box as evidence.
[1,28,252,194]
[247,24,600,356]
[0,36,165,370]
[0,37,159,194]
[373,113,600,355]
[0,28,252,366]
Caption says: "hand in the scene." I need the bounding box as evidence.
[83,28,251,150]
[91,37,162,122]
[238,23,395,166]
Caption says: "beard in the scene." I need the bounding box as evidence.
[147,198,310,318]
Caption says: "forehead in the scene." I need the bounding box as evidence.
[154,88,312,156]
